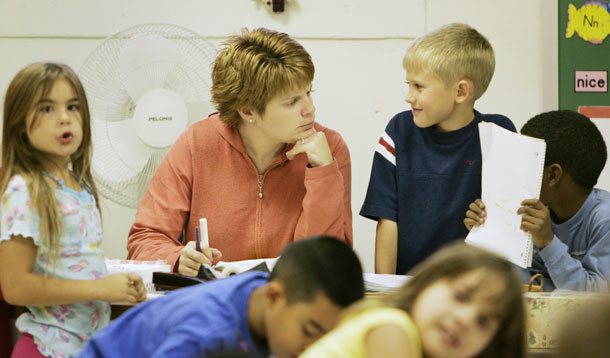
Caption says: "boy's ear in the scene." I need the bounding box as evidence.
[264,280,287,307]
[547,164,563,187]
[455,79,473,104]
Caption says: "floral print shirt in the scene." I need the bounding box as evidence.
[0,175,109,358]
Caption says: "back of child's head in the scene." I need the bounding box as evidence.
[211,27,315,128]
[555,296,610,358]
[403,23,495,100]
[521,110,607,189]
[269,235,364,307]
[384,242,525,358]
[2,62,97,268]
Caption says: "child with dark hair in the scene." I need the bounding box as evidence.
[465,110,610,291]
[77,236,364,358]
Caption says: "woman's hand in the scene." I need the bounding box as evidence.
[177,241,222,276]
[286,130,333,167]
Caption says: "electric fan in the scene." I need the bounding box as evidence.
[79,23,217,208]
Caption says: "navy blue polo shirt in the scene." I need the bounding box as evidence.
[360,110,515,274]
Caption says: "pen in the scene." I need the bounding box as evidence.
[199,218,209,249]
[195,227,201,252]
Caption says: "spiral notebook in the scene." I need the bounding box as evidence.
[465,122,546,268]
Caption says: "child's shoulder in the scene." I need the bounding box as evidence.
[192,270,269,298]
[344,300,408,322]
[388,110,414,124]
[1,175,33,222]
[383,110,416,134]
[3,174,29,193]
[567,188,610,236]
[592,187,610,199]
[587,188,610,217]
[346,305,418,341]
[477,111,515,131]
[358,305,411,321]
[8,173,27,185]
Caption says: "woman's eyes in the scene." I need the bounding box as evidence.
[286,90,313,106]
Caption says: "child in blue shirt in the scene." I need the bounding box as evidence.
[360,23,515,275]
[77,235,365,358]
[465,110,610,291]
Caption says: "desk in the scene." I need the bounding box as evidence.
[523,291,606,351]
[528,348,554,357]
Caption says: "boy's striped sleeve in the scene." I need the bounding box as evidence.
[376,131,396,166]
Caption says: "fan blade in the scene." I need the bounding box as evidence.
[186,101,217,125]
[92,118,153,182]
[118,34,183,103]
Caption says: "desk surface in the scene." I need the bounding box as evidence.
[528,348,554,357]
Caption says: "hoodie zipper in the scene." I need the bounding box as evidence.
[258,174,264,198]
[253,159,284,257]
[256,162,283,199]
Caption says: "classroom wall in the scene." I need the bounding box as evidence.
[0,0,558,273]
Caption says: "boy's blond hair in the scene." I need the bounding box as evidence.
[403,23,495,100]
[211,27,314,127]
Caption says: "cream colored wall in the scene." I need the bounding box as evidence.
[0,0,558,272]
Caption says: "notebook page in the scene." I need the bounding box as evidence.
[465,123,546,268]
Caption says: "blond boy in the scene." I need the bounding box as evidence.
[361,23,516,274]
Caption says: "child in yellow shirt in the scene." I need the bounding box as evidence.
[300,243,526,358]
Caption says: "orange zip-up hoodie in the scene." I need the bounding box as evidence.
[127,114,352,270]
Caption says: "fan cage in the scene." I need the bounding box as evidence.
[79,23,217,208]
